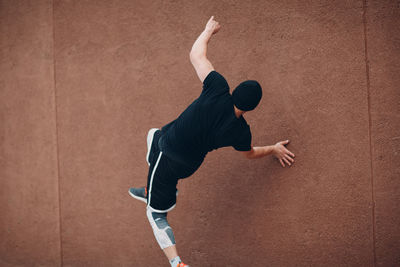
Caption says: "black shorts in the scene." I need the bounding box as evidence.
[146,129,199,212]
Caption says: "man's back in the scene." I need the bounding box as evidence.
[158,71,252,169]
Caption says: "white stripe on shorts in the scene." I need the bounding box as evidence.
[147,151,163,209]
[147,151,177,213]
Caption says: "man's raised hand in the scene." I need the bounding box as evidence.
[205,16,221,35]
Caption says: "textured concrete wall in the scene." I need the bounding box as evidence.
[1,0,399,266]
[367,1,400,266]
[0,0,61,266]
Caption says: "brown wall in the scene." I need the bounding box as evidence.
[1,0,399,266]
[0,0,61,266]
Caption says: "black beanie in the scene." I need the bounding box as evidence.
[232,80,262,111]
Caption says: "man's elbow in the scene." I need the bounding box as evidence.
[189,52,196,63]
[189,51,205,62]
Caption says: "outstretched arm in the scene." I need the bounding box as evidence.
[190,16,221,83]
[242,140,296,167]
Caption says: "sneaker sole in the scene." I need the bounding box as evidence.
[128,189,147,204]
[146,128,159,166]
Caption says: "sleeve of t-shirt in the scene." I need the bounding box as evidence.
[233,127,252,151]
[200,70,229,98]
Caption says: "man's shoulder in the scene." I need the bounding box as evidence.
[238,118,251,137]
[201,70,230,98]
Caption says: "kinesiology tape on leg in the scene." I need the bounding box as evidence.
[146,208,176,249]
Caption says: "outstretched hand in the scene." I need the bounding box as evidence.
[205,16,221,35]
[273,140,295,167]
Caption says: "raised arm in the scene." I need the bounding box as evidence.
[242,140,296,168]
[189,16,221,83]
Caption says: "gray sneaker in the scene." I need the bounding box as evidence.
[128,187,147,204]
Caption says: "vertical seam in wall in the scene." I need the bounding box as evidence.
[52,0,64,266]
[362,0,377,266]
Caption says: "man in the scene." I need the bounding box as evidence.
[129,16,295,267]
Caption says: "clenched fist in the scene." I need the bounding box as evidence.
[205,16,221,35]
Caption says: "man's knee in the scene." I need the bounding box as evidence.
[146,208,175,249]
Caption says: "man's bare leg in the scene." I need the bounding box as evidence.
[163,245,178,261]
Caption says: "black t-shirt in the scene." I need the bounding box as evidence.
[158,70,252,168]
